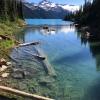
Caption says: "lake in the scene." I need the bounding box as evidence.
[13,19,100,100]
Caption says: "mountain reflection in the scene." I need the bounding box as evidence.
[16,24,75,37]
[39,25,75,35]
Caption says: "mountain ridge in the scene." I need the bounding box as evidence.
[23,0,80,19]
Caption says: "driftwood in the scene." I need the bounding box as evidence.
[0,85,54,100]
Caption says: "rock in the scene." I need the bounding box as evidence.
[23,71,31,78]
[1,73,10,78]
[0,65,8,72]
[12,69,24,79]
[39,76,55,86]
[6,62,12,66]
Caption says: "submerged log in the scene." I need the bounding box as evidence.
[23,47,56,76]
[23,50,46,60]
[0,85,54,100]
[35,47,56,76]
[7,55,18,63]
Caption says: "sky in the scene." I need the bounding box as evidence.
[25,0,85,5]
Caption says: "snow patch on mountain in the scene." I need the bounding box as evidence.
[37,0,80,12]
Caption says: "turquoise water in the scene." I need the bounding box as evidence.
[16,19,100,100]
[25,19,72,25]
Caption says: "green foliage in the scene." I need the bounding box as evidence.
[64,0,100,27]
[64,1,93,25]
[0,0,23,21]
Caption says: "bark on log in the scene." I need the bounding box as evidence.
[0,85,54,100]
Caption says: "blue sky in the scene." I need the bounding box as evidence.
[25,0,85,5]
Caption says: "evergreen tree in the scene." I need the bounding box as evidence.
[0,0,23,21]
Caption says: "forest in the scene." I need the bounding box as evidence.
[0,0,23,21]
[64,0,100,28]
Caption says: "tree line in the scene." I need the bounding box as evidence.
[64,0,100,26]
[0,0,23,21]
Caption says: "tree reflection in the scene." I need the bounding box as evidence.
[76,27,100,71]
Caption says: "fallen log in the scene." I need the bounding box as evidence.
[15,41,40,48]
[35,47,56,76]
[23,48,56,76]
[0,85,54,100]
[23,50,46,60]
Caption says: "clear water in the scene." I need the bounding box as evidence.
[16,19,100,100]
[25,19,73,25]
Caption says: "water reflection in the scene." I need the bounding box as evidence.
[15,21,100,100]
[76,28,100,71]
[15,24,75,42]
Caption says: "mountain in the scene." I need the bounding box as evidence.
[23,0,80,19]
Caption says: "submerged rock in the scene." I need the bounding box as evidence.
[11,69,24,79]
[39,76,55,86]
